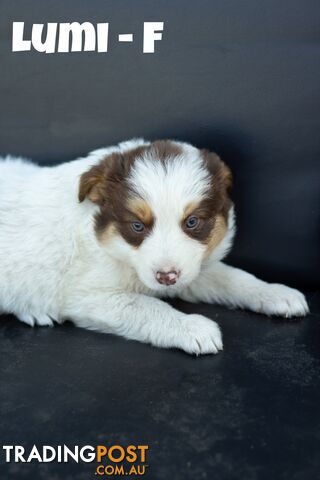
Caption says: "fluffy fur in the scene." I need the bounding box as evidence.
[0,139,309,354]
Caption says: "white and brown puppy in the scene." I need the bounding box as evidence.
[0,139,309,354]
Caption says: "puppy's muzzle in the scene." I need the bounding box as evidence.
[156,270,180,286]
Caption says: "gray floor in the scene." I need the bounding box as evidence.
[0,292,319,479]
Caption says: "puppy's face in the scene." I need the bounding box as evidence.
[79,140,232,292]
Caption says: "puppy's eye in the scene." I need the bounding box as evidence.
[131,221,145,233]
[185,215,200,229]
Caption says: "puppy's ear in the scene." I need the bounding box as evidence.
[220,162,233,192]
[79,164,107,205]
[79,147,146,205]
[202,150,233,192]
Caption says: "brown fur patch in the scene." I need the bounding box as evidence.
[127,198,154,227]
[204,214,228,256]
[150,140,182,161]
[201,149,233,193]
[79,141,233,250]
[79,140,182,247]
[181,150,233,245]
[78,146,148,206]
[98,222,118,244]
[183,202,199,220]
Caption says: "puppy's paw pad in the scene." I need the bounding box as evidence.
[255,284,309,318]
[180,315,223,355]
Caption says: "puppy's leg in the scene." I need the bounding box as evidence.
[61,292,223,355]
[180,262,309,318]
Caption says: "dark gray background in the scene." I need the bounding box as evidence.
[0,0,319,288]
[1,3,320,480]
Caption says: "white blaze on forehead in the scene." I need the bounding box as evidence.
[127,146,211,219]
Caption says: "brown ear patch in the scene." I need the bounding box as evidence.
[78,146,149,206]
[78,165,107,204]
[201,149,233,192]
[220,163,232,192]
[79,140,183,206]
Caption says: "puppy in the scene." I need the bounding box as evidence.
[0,139,309,354]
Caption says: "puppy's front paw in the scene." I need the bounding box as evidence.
[250,284,309,318]
[19,313,54,327]
[178,314,223,355]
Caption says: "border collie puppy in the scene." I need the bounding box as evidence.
[0,139,309,354]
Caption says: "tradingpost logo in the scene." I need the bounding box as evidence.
[2,444,150,476]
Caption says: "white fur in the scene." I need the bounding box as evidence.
[111,147,212,291]
[0,139,309,354]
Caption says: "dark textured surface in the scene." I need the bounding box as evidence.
[0,0,319,289]
[1,1,319,478]
[0,292,319,479]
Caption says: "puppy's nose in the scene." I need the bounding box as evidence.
[156,270,180,286]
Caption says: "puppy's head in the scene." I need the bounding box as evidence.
[79,140,233,292]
